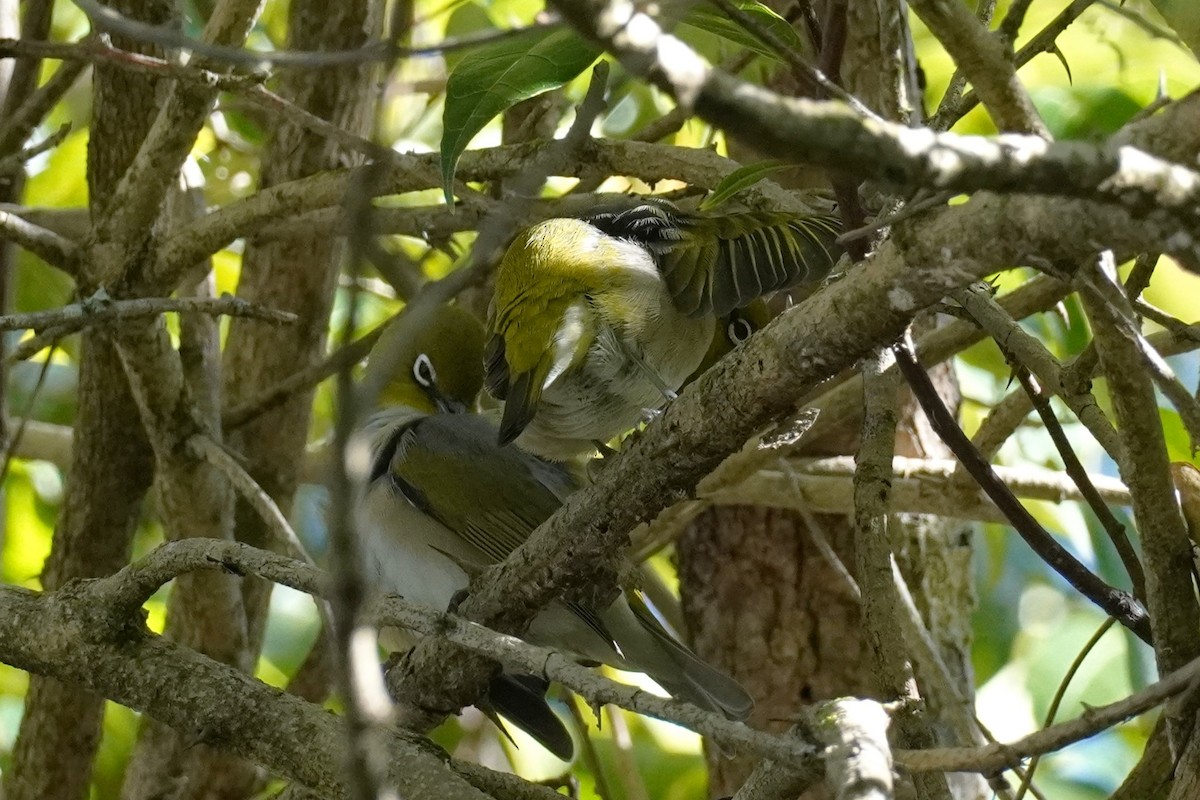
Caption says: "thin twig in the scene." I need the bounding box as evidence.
[0,208,81,274]
[566,695,614,800]
[997,0,1036,45]
[6,295,297,364]
[929,0,997,131]
[69,1,563,68]
[1013,617,1116,800]
[710,0,875,118]
[0,123,72,176]
[891,337,1151,642]
[222,322,386,430]
[955,281,1124,465]
[908,0,1048,136]
[0,60,87,157]
[0,343,58,488]
[1014,366,1146,599]
[188,435,318,570]
[931,0,1099,130]
[0,293,298,332]
[1124,253,1160,303]
[896,651,1200,775]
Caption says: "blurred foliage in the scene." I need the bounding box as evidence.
[0,0,1198,798]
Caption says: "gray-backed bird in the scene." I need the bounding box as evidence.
[355,304,753,758]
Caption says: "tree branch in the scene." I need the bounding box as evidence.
[0,208,81,274]
[1079,255,1200,754]
[892,340,1150,641]
[0,294,297,332]
[895,652,1200,774]
[0,577,490,800]
[544,0,1200,261]
[908,0,1048,136]
[386,187,1178,740]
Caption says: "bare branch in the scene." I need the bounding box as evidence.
[805,699,895,800]
[892,340,1150,641]
[932,0,1100,130]
[0,62,87,157]
[1080,255,1200,753]
[222,322,386,430]
[908,0,1048,136]
[0,293,297,332]
[1014,368,1145,598]
[955,281,1123,462]
[854,346,951,800]
[544,0,1200,259]
[895,652,1200,774]
[0,576,492,800]
[70,0,562,68]
[85,0,265,288]
[0,208,81,274]
[84,538,831,767]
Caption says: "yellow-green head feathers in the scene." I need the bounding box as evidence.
[685,299,772,387]
[370,304,486,415]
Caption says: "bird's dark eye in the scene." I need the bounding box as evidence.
[728,317,754,344]
[413,353,437,389]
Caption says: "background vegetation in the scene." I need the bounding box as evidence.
[1,0,1199,798]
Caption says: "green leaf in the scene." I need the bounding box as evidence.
[440,28,600,201]
[678,2,808,62]
[699,160,789,210]
[1031,86,1142,141]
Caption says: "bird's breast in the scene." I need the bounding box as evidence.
[357,481,477,612]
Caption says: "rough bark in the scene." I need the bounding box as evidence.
[219,0,381,725]
[678,3,978,798]
[1,1,169,797]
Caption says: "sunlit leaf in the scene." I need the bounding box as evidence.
[440,27,599,200]
[698,160,788,210]
[678,2,807,61]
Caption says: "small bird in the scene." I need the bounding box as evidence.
[687,300,772,389]
[355,304,753,759]
[485,196,842,460]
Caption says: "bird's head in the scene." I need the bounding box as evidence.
[684,299,772,387]
[370,304,486,415]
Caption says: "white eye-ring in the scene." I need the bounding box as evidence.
[413,353,437,389]
[728,317,754,344]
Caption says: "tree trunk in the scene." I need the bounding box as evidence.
[2,1,170,797]
[678,2,981,797]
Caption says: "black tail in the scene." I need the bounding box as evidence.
[485,673,574,760]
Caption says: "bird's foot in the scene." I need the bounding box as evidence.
[585,442,619,481]
[447,588,470,615]
[640,406,665,425]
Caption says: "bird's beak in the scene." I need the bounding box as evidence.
[432,389,467,415]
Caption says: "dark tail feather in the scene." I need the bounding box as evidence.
[627,591,754,720]
[485,673,574,760]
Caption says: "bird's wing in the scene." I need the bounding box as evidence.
[625,588,754,720]
[584,198,844,318]
[384,414,616,647]
[484,332,553,447]
[659,211,844,317]
[486,241,593,445]
[386,414,556,560]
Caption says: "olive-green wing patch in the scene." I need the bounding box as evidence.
[659,212,844,317]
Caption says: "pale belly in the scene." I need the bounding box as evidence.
[358,481,625,661]
[518,313,714,459]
